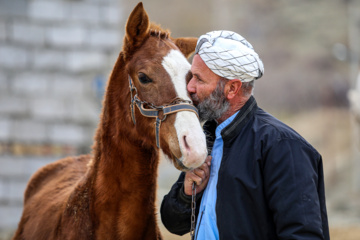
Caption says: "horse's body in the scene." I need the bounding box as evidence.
[12,3,207,240]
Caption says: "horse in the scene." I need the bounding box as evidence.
[12,2,207,239]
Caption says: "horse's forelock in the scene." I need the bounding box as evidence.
[149,23,171,39]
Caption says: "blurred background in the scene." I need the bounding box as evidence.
[0,0,360,239]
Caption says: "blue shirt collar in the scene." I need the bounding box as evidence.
[215,111,240,139]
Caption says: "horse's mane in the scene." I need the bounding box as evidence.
[149,23,171,39]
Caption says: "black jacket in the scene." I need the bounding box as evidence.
[160,96,330,240]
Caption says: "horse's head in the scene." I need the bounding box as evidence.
[122,2,207,171]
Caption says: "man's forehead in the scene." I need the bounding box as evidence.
[191,55,212,77]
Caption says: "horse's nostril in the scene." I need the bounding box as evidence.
[183,135,190,152]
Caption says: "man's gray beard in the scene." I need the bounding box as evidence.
[192,79,230,122]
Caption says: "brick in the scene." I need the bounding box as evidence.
[100,5,121,25]
[67,98,99,123]
[49,124,85,145]
[6,180,27,202]
[0,21,6,41]
[0,72,7,93]
[64,51,107,72]
[0,45,29,69]
[69,2,100,24]
[0,0,27,17]
[89,28,120,49]
[50,74,84,97]
[0,157,55,178]
[12,72,49,96]
[11,22,45,45]
[46,26,86,47]
[32,50,65,70]
[0,118,11,141]
[0,96,28,117]
[0,179,6,200]
[30,98,66,121]
[0,158,27,178]
[0,205,23,229]
[12,120,47,142]
[28,0,66,21]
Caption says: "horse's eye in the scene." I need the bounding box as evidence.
[138,72,152,84]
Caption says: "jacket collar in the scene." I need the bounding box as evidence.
[203,96,257,150]
[221,95,257,142]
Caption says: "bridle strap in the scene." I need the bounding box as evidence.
[128,75,199,148]
[129,76,138,125]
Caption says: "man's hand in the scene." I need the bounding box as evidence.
[184,155,212,195]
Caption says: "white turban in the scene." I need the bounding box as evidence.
[195,30,264,82]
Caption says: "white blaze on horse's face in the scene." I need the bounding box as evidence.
[162,49,208,170]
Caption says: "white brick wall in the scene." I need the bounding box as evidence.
[28,0,66,21]
[50,74,84,97]
[12,72,49,96]
[49,124,85,144]
[101,4,122,25]
[30,98,67,121]
[0,119,11,141]
[32,50,65,70]
[67,98,100,123]
[0,97,28,117]
[0,22,6,41]
[0,46,29,69]
[12,120,47,142]
[69,2,100,24]
[0,0,122,235]
[89,28,121,49]
[11,22,45,46]
[0,73,7,93]
[65,51,107,72]
[47,26,87,47]
[0,157,56,178]
[0,205,23,230]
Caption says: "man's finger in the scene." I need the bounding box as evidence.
[187,172,203,186]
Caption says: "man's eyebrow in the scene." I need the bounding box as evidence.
[193,73,201,80]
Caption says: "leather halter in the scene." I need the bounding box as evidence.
[129,75,199,148]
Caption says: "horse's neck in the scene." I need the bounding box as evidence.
[88,59,161,238]
[91,124,160,239]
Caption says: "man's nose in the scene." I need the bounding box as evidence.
[187,78,196,93]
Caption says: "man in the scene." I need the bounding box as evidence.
[160,31,330,240]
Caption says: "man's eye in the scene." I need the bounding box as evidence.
[138,72,152,84]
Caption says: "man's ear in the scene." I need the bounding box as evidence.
[225,79,242,100]
[173,37,198,58]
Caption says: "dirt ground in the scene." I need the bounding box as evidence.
[159,226,360,240]
[330,227,360,240]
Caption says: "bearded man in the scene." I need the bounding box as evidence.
[160,30,330,240]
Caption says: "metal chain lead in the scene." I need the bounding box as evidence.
[190,182,196,240]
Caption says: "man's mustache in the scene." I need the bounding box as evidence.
[190,93,200,106]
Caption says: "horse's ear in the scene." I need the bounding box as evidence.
[173,37,198,59]
[125,2,150,48]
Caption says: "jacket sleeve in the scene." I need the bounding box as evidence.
[160,172,203,236]
[263,138,329,240]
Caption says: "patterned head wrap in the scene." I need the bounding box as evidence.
[195,30,264,82]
